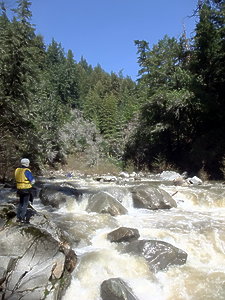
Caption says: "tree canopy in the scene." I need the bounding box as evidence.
[125,0,225,178]
[0,0,224,180]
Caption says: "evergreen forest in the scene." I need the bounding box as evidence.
[0,0,225,181]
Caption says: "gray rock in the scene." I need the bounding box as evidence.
[0,203,17,219]
[131,186,177,210]
[86,192,128,216]
[173,177,190,186]
[39,183,81,208]
[187,176,203,185]
[160,171,181,181]
[101,277,139,300]
[0,187,17,203]
[107,227,140,243]
[119,172,130,178]
[0,203,77,300]
[124,239,187,272]
[101,186,130,204]
[94,175,117,182]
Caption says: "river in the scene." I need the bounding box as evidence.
[36,175,225,300]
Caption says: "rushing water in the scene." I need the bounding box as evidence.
[36,177,225,300]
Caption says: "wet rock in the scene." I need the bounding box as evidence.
[160,171,181,181]
[39,183,81,208]
[173,176,190,186]
[107,227,140,243]
[119,172,130,178]
[0,187,17,203]
[86,192,128,216]
[0,203,77,300]
[101,277,139,300]
[101,186,131,204]
[131,186,177,210]
[187,176,203,185]
[0,203,17,219]
[94,175,117,182]
[60,244,77,273]
[124,239,187,272]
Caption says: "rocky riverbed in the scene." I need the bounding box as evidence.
[1,170,225,300]
[0,190,77,300]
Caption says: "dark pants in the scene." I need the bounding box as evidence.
[17,189,33,221]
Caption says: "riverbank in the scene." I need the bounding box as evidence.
[1,172,225,299]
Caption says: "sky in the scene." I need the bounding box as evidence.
[6,0,199,80]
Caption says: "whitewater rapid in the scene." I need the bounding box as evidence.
[36,177,225,300]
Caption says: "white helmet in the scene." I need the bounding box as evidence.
[21,158,30,167]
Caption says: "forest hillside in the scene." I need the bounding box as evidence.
[0,0,224,180]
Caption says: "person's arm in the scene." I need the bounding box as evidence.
[24,170,35,185]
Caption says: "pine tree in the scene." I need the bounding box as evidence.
[65,49,80,107]
[189,1,225,176]
[0,0,39,134]
[0,0,46,175]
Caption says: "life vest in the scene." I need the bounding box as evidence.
[15,168,32,189]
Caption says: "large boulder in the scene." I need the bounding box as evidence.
[0,204,77,300]
[39,183,81,208]
[86,192,128,216]
[107,227,140,243]
[131,186,177,210]
[124,240,187,272]
[187,176,203,185]
[160,171,181,181]
[100,186,131,204]
[100,277,139,300]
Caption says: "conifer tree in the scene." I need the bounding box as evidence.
[189,1,225,176]
[0,0,39,134]
[65,49,80,107]
[0,0,45,174]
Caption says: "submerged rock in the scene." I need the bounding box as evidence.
[124,239,187,272]
[107,227,140,243]
[86,192,128,216]
[187,176,203,185]
[39,183,81,208]
[0,203,77,300]
[131,186,177,210]
[101,277,139,300]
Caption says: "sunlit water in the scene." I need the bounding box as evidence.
[36,178,225,300]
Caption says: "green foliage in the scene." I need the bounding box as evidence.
[125,89,195,169]
[97,93,120,137]
[135,35,193,95]
[0,0,140,179]
[2,0,224,180]
[125,2,225,178]
[0,0,44,174]
[220,157,225,180]
[0,1,73,176]
[189,1,225,176]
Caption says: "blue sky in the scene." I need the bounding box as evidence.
[8,0,199,80]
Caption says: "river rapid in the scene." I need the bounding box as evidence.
[36,175,225,300]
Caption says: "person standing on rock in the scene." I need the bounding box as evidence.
[15,158,35,223]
